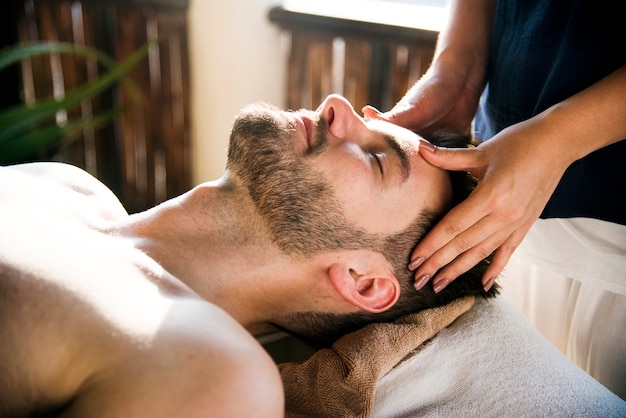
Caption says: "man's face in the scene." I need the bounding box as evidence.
[226,94,451,255]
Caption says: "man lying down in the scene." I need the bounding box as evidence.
[1,94,623,417]
[0,94,493,416]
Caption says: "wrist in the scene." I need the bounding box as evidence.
[535,66,626,163]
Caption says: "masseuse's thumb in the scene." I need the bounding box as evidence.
[362,104,428,132]
[419,141,484,173]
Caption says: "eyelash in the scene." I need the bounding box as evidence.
[370,152,383,174]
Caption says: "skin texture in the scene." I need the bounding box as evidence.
[0,163,284,418]
[363,0,626,292]
[1,94,463,416]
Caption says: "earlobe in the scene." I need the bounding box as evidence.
[328,263,400,313]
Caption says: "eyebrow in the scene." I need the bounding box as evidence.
[383,134,410,183]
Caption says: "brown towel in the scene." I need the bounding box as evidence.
[279,296,475,418]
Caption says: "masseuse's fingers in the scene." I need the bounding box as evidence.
[410,192,498,291]
[362,102,415,120]
[409,145,492,290]
[407,105,571,293]
[362,104,428,132]
[410,135,556,292]
[481,228,529,290]
[362,70,479,136]
[417,141,487,176]
[362,105,387,120]
[423,215,527,293]
[363,99,444,135]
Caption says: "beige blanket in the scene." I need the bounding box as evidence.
[279,296,475,418]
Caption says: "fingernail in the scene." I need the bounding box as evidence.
[433,279,448,294]
[483,277,496,292]
[419,140,436,152]
[414,274,430,291]
[365,105,382,115]
[408,257,424,271]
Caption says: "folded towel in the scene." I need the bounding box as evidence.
[279,296,475,418]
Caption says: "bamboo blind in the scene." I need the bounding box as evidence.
[268,6,437,113]
[7,0,191,213]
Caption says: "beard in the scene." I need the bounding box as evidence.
[226,103,371,257]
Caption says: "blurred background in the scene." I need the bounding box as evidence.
[0,0,446,212]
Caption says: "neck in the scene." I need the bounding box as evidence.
[111,176,313,333]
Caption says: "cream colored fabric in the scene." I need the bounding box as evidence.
[371,296,625,417]
[501,218,626,399]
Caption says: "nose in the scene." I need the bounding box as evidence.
[317,94,365,140]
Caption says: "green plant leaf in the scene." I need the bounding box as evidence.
[0,42,114,70]
[0,42,151,144]
[0,41,152,100]
[0,108,123,164]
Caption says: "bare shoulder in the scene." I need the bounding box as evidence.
[5,161,111,196]
[0,163,283,416]
[67,298,285,418]
[0,264,283,417]
[1,162,127,220]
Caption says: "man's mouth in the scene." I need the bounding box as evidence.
[297,115,313,149]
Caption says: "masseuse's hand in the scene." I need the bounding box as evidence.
[407,120,569,292]
[362,59,485,137]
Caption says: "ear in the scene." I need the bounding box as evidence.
[327,258,400,313]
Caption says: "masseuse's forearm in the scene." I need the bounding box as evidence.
[529,65,626,167]
[432,0,497,68]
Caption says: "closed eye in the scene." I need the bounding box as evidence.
[370,152,383,175]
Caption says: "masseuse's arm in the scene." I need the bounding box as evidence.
[363,0,497,137]
[411,65,626,292]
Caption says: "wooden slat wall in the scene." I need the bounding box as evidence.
[269,6,437,114]
[9,0,191,213]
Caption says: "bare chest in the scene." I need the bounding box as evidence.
[0,166,198,415]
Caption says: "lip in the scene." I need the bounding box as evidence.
[296,115,313,149]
